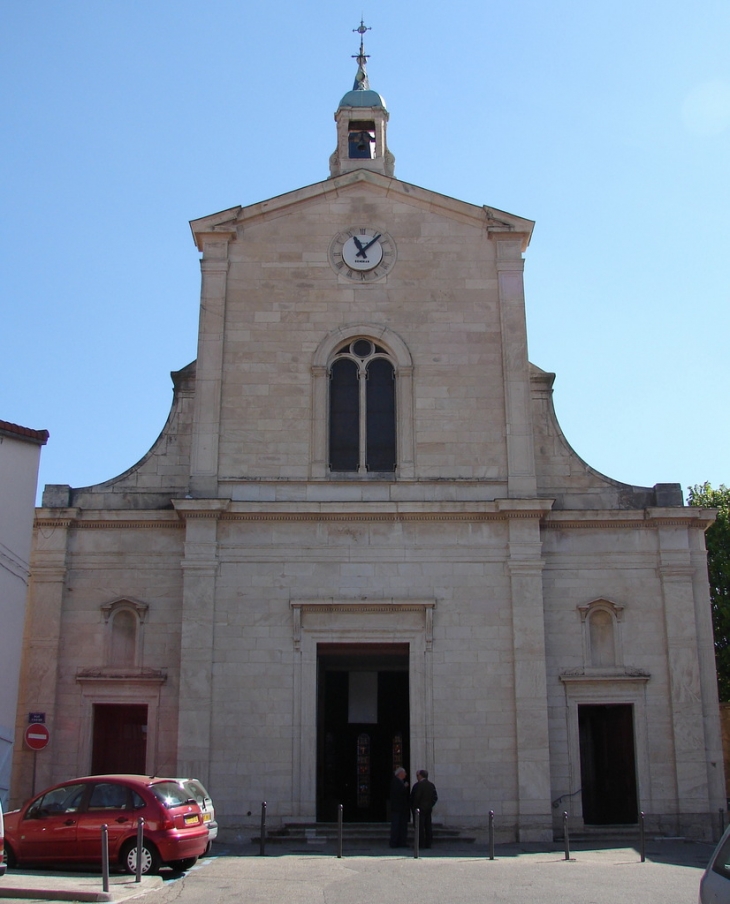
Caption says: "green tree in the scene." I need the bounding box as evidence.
[688,483,730,700]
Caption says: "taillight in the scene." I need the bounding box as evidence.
[159,816,175,830]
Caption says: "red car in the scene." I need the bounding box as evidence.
[3,775,209,875]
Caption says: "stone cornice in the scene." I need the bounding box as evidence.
[544,508,714,530]
[291,598,435,613]
[290,597,436,650]
[173,499,230,520]
[559,667,650,684]
[36,519,184,529]
[190,170,534,245]
[76,667,166,685]
[32,501,711,530]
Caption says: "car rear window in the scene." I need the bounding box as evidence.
[181,780,207,805]
[150,782,193,809]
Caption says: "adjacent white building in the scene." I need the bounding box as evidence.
[0,419,48,806]
[12,36,723,841]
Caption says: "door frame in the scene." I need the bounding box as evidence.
[290,598,435,820]
[559,675,650,824]
[77,676,165,775]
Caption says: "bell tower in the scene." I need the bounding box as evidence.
[329,21,395,178]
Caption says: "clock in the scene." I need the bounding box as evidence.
[329,227,396,281]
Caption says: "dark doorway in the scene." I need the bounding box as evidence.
[91,704,147,774]
[578,703,638,824]
[317,643,409,822]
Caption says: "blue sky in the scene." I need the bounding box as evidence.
[3,0,728,502]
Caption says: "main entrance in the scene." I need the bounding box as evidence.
[578,703,638,824]
[317,643,409,822]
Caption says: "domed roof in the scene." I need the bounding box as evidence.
[338,21,387,112]
[338,88,387,110]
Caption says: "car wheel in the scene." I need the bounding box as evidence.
[204,839,212,856]
[168,856,198,872]
[120,839,161,876]
[4,843,17,869]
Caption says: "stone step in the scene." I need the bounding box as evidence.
[561,825,643,844]
[254,822,475,846]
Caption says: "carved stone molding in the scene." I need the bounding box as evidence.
[76,667,166,684]
[577,598,624,623]
[100,597,149,624]
[290,597,436,651]
[559,667,650,683]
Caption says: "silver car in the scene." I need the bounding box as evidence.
[177,779,217,853]
[700,824,730,903]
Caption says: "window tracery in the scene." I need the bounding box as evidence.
[311,324,414,479]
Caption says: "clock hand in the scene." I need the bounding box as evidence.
[359,233,382,255]
[352,236,365,255]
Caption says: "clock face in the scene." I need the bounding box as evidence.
[329,227,396,282]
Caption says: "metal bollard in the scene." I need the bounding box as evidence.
[259,801,267,856]
[414,808,420,859]
[488,810,494,861]
[136,817,145,882]
[639,811,646,862]
[337,804,343,859]
[563,811,570,861]
[101,824,110,893]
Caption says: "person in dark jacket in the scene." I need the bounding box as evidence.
[389,767,410,847]
[410,769,438,848]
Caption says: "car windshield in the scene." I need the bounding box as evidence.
[150,781,193,809]
[712,831,730,880]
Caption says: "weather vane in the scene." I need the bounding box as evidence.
[351,19,371,89]
[352,19,371,69]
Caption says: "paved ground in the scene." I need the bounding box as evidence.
[0,840,716,904]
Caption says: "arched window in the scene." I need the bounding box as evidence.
[311,324,414,479]
[329,339,396,473]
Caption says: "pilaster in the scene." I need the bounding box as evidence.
[190,236,233,497]
[500,500,553,841]
[11,512,76,802]
[689,525,726,818]
[493,236,537,498]
[657,523,711,821]
[173,499,229,783]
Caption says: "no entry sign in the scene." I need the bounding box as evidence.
[24,724,50,751]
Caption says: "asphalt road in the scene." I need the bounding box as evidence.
[151,843,711,904]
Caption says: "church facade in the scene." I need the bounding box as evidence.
[12,34,723,841]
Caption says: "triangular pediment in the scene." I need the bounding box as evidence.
[190,169,534,250]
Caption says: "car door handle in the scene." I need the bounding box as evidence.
[115,817,129,823]
[64,819,76,826]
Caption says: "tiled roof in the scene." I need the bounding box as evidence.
[0,419,49,445]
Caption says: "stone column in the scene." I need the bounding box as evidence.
[173,499,228,783]
[11,511,75,802]
[493,236,537,499]
[190,236,232,498]
[657,519,715,835]
[501,500,553,841]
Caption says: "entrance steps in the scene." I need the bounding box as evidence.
[560,824,641,844]
[254,822,476,848]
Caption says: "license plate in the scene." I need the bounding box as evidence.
[203,813,211,822]
[184,815,199,825]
